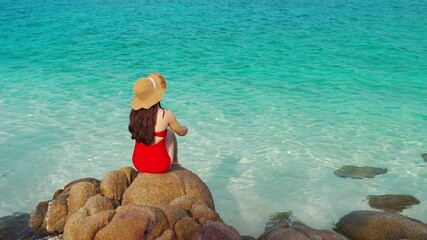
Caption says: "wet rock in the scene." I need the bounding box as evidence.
[367,194,420,212]
[422,153,427,162]
[335,210,427,240]
[0,212,50,240]
[29,201,49,232]
[334,165,387,179]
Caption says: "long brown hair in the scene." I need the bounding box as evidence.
[129,102,162,145]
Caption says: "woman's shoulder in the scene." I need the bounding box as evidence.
[162,108,176,120]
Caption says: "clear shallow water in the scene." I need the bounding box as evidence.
[1,0,426,236]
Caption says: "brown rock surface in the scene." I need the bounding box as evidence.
[120,166,139,185]
[67,181,100,217]
[335,210,427,240]
[100,170,129,202]
[170,195,197,211]
[122,166,214,210]
[174,217,202,240]
[154,204,189,229]
[200,221,243,240]
[83,194,117,216]
[63,208,89,240]
[190,200,222,223]
[45,200,68,233]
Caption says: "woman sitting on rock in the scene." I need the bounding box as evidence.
[128,73,188,173]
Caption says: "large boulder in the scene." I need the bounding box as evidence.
[122,166,215,209]
[335,210,427,240]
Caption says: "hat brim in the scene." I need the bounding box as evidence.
[130,74,166,110]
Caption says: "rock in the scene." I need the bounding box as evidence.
[29,166,237,239]
[241,236,257,240]
[29,201,49,231]
[45,200,68,233]
[422,153,427,162]
[122,167,214,210]
[154,204,189,229]
[190,200,222,223]
[172,167,215,209]
[54,178,99,204]
[75,210,115,240]
[170,195,197,211]
[367,194,420,212]
[83,194,117,216]
[264,211,299,231]
[0,212,50,240]
[63,208,89,240]
[334,165,387,179]
[259,222,345,240]
[174,217,202,240]
[67,181,100,217]
[200,221,243,240]
[100,170,129,202]
[335,210,427,240]
[156,229,176,240]
[94,205,167,240]
[120,166,139,185]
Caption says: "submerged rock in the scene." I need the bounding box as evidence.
[422,153,427,162]
[367,194,420,212]
[334,165,387,179]
[335,210,427,240]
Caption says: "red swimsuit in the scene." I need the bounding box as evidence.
[132,129,171,173]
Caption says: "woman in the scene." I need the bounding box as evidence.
[128,73,188,173]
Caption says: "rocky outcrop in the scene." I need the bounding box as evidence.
[29,166,239,239]
[335,210,427,240]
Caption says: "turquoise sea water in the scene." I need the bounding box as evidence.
[1,0,426,236]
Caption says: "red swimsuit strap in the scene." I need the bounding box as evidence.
[154,129,167,137]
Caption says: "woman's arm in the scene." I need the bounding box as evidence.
[167,110,188,136]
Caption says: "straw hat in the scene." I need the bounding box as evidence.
[130,73,167,110]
